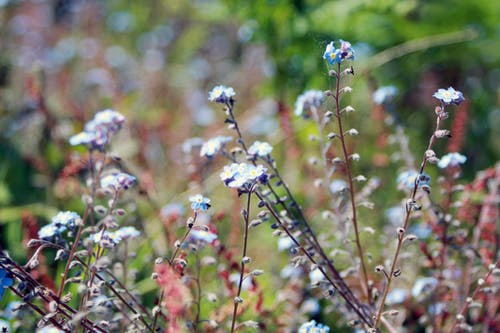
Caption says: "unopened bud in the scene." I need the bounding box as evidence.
[435,129,451,138]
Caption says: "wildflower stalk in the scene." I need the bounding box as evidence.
[194,253,202,332]
[220,90,373,325]
[253,191,374,328]
[373,112,444,329]
[447,259,500,333]
[230,188,253,333]
[152,211,199,332]
[331,63,370,301]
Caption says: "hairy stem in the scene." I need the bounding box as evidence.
[230,189,253,332]
[373,113,443,329]
[332,63,370,301]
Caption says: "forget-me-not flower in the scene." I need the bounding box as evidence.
[200,136,232,158]
[100,172,136,191]
[438,152,466,169]
[298,320,330,333]
[294,90,325,117]
[208,85,235,103]
[433,87,464,105]
[189,194,211,211]
[323,39,354,65]
[248,141,273,157]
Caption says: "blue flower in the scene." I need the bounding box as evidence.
[323,39,354,65]
[52,211,81,229]
[433,87,464,105]
[248,141,273,157]
[294,90,325,117]
[438,152,467,169]
[0,268,13,301]
[373,85,398,105]
[115,226,141,240]
[323,42,342,65]
[200,136,232,158]
[189,194,211,211]
[38,223,66,240]
[208,85,235,103]
[397,170,431,190]
[298,320,330,333]
[100,172,136,191]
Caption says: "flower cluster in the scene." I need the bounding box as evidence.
[433,87,464,105]
[69,109,126,150]
[90,230,122,248]
[100,172,136,191]
[294,90,325,117]
[298,320,330,333]
[189,194,211,211]
[438,152,467,169]
[200,136,233,158]
[323,39,354,65]
[208,85,235,104]
[220,163,267,189]
[248,141,273,157]
[38,211,81,240]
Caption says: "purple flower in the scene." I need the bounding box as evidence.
[248,141,273,157]
[208,85,235,103]
[294,90,325,117]
[189,194,211,211]
[100,172,136,191]
[298,320,330,333]
[323,39,354,65]
[433,87,464,105]
[0,269,13,301]
[438,152,466,169]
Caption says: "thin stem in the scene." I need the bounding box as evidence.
[57,205,90,299]
[230,188,253,333]
[373,114,443,329]
[447,259,499,333]
[254,191,374,328]
[332,63,370,301]
[194,253,202,332]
